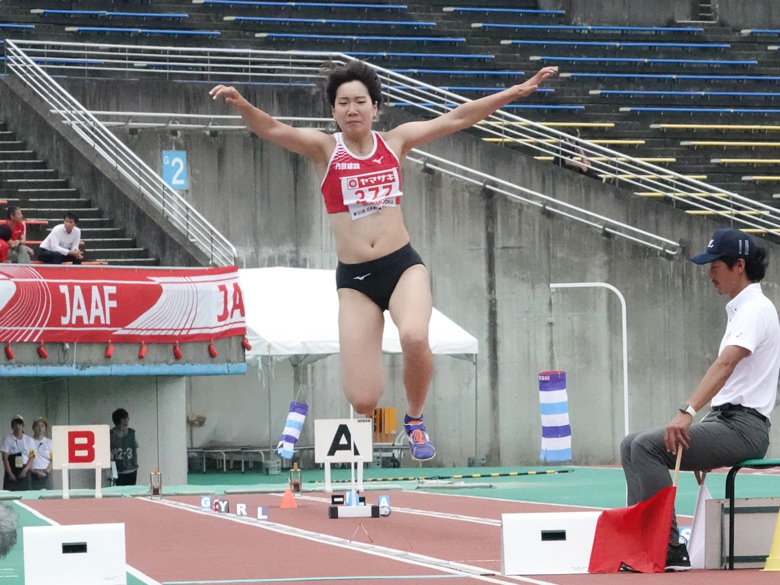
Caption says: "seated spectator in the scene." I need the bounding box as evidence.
[1,206,32,264]
[1,415,35,491]
[553,129,594,176]
[30,418,53,491]
[36,211,83,265]
[110,408,138,486]
[0,225,10,263]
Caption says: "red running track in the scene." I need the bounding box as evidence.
[23,491,778,585]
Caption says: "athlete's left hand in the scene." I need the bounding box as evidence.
[515,66,559,98]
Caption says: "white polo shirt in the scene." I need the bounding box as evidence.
[32,436,52,471]
[1,433,36,467]
[713,283,780,418]
[40,224,81,256]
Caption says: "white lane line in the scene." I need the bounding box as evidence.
[141,497,561,585]
[13,500,162,585]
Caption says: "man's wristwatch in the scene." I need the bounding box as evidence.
[678,404,696,417]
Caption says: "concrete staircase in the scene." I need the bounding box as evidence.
[0,121,156,265]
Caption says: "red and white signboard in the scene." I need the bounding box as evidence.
[52,425,111,470]
[0,265,246,343]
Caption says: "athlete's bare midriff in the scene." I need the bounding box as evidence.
[327,206,410,264]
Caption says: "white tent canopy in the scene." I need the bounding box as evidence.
[238,267,479,362]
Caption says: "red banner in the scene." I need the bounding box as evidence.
[0,265,246,343]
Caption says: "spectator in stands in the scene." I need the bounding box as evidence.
[210,62,558,461]
[553,129,594,177]
[2,206,32,264]
[1,415,35,491]
[36,211,83,265]
[0,225,11,263]
[110,408,138,486]
[621,228,779,571]
[0,504,17,560]
[30,418,53,491]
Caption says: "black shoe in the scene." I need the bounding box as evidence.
[665,543,691,572]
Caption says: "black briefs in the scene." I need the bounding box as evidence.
[335,242,424,311]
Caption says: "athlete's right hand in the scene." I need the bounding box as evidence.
[209,85,244,107]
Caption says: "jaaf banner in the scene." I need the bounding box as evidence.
[0,265,246,343]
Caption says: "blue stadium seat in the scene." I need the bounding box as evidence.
[621,106,780,114]
[225,17,433,27]
[502,40,728,49]
[740,29,780,35]
[64,27,220,36]
[30,10,188,19]
[255,33,463,43]
[0,24,35,30]
[443,7,564,15]
[389,103,584,111]
[344,52,493,60]
[472,23,703,33]
[193,0,407,10]
[532,56,756,66]
[389,85,553,94]
[392,69,522,76]
[561,72,780,82]
[592,90,780,98]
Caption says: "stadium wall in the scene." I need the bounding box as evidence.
[7,78,780,467]
[0,376,187,488]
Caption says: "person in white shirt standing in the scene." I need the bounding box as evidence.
[1,415,36,491]
[30,418,53,491]
[621,228,780,571]
[36,211,83,265]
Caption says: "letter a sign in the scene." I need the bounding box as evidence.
[52,425,111,470]
[314,419,373,464]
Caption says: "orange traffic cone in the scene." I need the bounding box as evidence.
[280,488,297,509]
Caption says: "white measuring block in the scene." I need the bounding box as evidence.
[501,511,601,575]
[24,523,126,585]
[328,505,380,519]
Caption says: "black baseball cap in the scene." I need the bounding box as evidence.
[690,228,757,265]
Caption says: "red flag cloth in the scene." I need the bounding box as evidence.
[588,485,676,573]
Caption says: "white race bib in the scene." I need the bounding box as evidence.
[341,169,402,220]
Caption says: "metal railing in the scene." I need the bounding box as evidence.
[6,41,779,247]
[81,110,681,254]
[4,40,238,266]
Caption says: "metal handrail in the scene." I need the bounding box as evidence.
[4,40,238,266]
[79,109,681,253]
[6,41,779,241]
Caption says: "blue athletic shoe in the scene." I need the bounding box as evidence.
[403,414,436,461]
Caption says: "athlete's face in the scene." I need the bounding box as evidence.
[332,81,377,135]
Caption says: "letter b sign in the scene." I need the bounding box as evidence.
[68,430,95,463]
[52,425,111,470]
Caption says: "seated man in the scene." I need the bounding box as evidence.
[0,225,10,263]
[621,228,779,571]
[1,206,32,264]
[36,211,83,265]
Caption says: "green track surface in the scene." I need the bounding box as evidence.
[186,465,780,516]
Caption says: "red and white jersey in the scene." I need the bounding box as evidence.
[320,131,403,220]
[0,220,25,241]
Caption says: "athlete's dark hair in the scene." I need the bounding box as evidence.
[64,211,79,224]
[721,246,768,282]
[325,61,382,108]
[5,205,19,220]
[0,225,10,242]
[112,408,129,426]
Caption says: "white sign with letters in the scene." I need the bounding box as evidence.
[314,418,373,463]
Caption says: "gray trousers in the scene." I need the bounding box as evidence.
[620,409,770,546]
[7,245,30,264]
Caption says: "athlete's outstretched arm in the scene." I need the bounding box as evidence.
[210,85,331,162]
[386,66,558,157]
